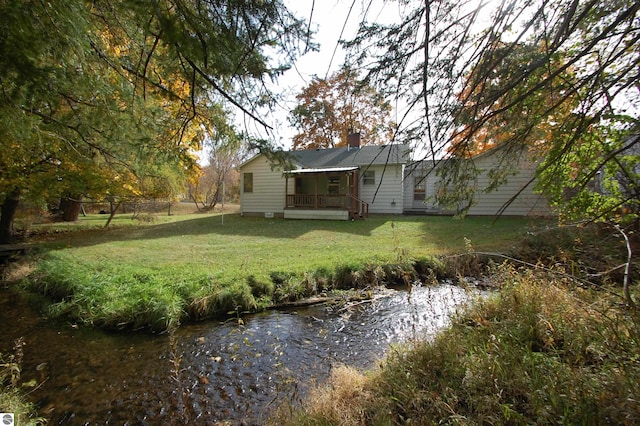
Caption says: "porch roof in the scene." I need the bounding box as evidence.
[283,166,358,175]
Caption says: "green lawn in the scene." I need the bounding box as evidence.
[19,209,552,330]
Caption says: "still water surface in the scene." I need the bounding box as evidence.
[1,284,474,424]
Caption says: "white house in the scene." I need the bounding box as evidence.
[239,135,551,220]
[239,133,410,220]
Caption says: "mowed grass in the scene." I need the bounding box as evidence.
[36,211,538,275]
[17,205,551,331]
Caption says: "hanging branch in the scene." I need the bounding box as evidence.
[183,56,272,131]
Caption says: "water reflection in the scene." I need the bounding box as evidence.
[0,284,473,424]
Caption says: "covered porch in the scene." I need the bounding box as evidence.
[283,167,369,220]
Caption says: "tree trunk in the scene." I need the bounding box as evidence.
[104,200,122,228]
[0,187,21,244]
[60,194,83,222]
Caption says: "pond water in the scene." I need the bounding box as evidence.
[0,284,475,425]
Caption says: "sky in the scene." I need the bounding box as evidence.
[199,1,364,162]
[261,0,363,148]
[257,0,399,149]
[209,0,496,160]
[263,0,485,150]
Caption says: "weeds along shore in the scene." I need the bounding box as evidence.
[11,252,457,332]
[273,265,640,425]
[2,216,637,424]
[271,223,640,424]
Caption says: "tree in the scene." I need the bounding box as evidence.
[189,151,241,212]
[343,0,639,223]
[0,0,309,242]
[189,129,245,212]
[289,68,396,149]
[449,42,580,158]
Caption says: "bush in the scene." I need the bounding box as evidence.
[511,223,635,284]
[188,281,257,320]
[413,256,446,283]
[330,264,360,289]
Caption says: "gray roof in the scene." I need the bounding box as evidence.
[287,144,411,169]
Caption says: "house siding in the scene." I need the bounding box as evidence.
[403,161,441,213]
[360,164,405,214]
[239,151,408,217]
[402,152,551,217]
[239,145,551,219]
[467,154,550,217]
[240,156,286,215]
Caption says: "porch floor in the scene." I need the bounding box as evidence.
[284,209,350,220]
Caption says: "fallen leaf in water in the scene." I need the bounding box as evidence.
[22,379,38,388]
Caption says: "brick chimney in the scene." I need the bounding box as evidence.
[347,132,361,150]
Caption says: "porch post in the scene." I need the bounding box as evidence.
[285,174,289,208]
[346,173,350,211]
[347,172,354,212]
[353,170,360,214]
[354,170,359,200]
[314,174,318,208]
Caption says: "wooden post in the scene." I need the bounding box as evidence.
[285,174,289,208]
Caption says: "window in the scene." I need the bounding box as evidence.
[328,176,341,195]
[363,170,375,185]
[414,174,426,201]
[243,172,253,193]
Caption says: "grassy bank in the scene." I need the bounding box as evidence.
[276,266,640,425]
[6,207,545,331]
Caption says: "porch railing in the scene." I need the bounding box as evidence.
[347,193,369,219]
[286,193,369,219]
[286,194,348,209]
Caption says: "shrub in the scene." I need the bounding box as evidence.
[331,264,363,289]
[273,276,311,303]
[312,267,332,292]
[413,256,446,283]
[189,281,257,319]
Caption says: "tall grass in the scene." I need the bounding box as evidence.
[22,249,448,331]
[0,339,45,425]
[276,266,640,425]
